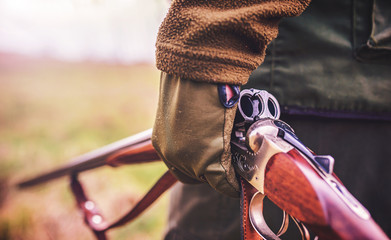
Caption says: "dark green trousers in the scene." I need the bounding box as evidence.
[164,116,391,239]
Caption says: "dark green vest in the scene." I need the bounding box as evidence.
[247,0,391,120]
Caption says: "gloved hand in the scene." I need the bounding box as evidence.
[152,72,240,197]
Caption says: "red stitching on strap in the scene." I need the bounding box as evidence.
[240,177,262,240]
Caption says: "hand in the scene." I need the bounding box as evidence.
[152,72,240,197]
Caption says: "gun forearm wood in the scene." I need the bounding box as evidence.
[264,149,389,240]
[106,140,160,166]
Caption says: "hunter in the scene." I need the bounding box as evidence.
[152,0,391,239]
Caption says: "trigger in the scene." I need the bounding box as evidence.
[291,217,311,240]
[277,211,289,237]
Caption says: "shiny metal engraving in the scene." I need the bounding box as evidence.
[232,120,293,194]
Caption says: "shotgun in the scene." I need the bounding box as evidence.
[17,89,389,240]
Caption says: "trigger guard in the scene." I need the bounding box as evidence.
[249,192,289,240]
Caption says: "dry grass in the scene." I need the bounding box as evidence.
[0,53,168,240]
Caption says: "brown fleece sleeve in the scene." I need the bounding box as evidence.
[156,0,310,85]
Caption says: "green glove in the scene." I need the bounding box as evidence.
[152,72,240,197]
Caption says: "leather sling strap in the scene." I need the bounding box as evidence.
[69,140,260,240]
[69,141,177,240]
[240,177,262,240]
[70,170,177,240]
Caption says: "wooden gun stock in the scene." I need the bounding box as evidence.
[264,149,388,240]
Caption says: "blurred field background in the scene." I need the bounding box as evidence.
[0,0,171,239]
[0,52,168,240]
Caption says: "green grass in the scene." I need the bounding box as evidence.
[0,54,168,240]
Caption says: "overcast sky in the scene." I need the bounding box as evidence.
[0,0,169,63]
